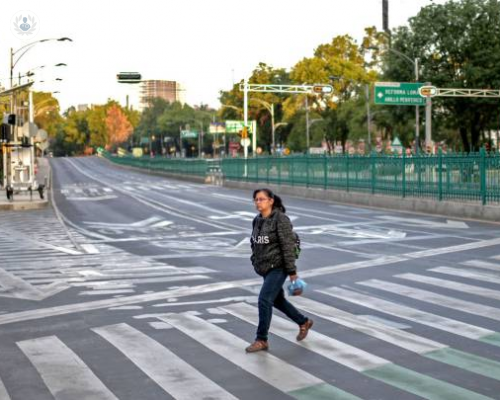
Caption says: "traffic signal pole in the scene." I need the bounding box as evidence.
[239,83,332,156]
[243,79,248,160]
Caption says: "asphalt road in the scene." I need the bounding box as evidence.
[1,156,500,399]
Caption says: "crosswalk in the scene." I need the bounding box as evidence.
[2,255,500,399]
[0,209,217,300]
[0,251,217,299]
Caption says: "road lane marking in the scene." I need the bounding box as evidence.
[289,297,444,354]
[290,297,500,382]
[222,303,494,399]
[93,323,237,400]
[431,266,500,285]
[221,302,390,371]
[17,336,118,400]
[0,378,10,400]
[319,287,496,340]
[397,273,500,301]
[158,313,327,394]
[65,158,239,231]
[358,279,500,322]
[3,230,500,325]
[460,260,500,272]
[0,268,69,301]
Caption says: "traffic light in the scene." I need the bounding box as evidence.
[117,72,142,83]
[241,127,248,139]
[312,85,333,94]
[4,114,16,125]
[1,124,11,143]
[21,137,31,148]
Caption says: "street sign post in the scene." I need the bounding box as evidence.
[374,82,425,106]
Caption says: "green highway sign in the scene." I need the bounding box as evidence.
[225,120,255,134]
[374,82,425,106]
[181,130,198,138]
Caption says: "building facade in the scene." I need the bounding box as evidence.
[139,80,184,110]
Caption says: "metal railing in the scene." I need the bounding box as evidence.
[104,152,208,177]
[103,150,500,205]
[221,149,500,205]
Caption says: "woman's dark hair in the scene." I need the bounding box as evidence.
[253,188,286,213]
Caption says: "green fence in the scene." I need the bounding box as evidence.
[104,153,208,177]
[221,150,500,206]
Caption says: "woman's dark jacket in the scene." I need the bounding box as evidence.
[250,209,297,276]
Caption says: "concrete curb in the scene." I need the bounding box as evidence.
[0,200,49,211]
[223,180,500,223]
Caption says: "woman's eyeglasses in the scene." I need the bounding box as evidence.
[254,197,270,203]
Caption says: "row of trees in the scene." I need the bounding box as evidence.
[34,0,500,156]
[33,94,139,156]
[219,0,500,153]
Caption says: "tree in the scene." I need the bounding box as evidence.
[218,63,290,152]
[106,104,133,149]
[87,105,108,148]
[289,32,379,151]
[386,0,500,152]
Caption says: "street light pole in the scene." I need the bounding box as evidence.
[10,37,72,89]
[365,84,372,152]
[414,57,420,154]
[249,98,275,154]
[243,79,249,159]
[305,95,310,152]
[270,103,275,154]
[385,49,421,153]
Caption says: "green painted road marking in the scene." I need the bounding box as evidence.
[424,348,500,381]
[480,333,500,347]
[289,383,362,400]
[365,364,493,400]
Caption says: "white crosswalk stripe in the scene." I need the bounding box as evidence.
[462,259,500,271]
[5,291,500,400]
[319,286,495,339]
[396,272,500,301]
[221,302,390,371]
[17,336,118,400]
[431,266,500,285]
[286,297,445,354]
[358,279,500,322]
[93,323,238,400]
[158,312,325,393]
[0,378,11,400]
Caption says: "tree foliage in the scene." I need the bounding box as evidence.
[106,104,133,148]
[385,0,500,151]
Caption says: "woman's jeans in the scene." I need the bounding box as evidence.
[256,268,307,341]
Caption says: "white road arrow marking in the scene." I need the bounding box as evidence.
[378,216,469,229]
[295,224,406,240]
[0,267,69,301]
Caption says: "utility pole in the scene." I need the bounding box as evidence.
[383,0,389,33]
[365,84,371,152]
[415,58,420,154]
[243,79,249,159]
[305,95,310,152]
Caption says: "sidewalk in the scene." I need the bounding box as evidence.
[0,157,50,211]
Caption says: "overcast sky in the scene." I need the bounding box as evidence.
[3,0,445,111]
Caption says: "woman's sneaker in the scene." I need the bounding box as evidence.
[297,319,313,341]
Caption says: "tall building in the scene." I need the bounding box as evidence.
[139,80,184,109]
